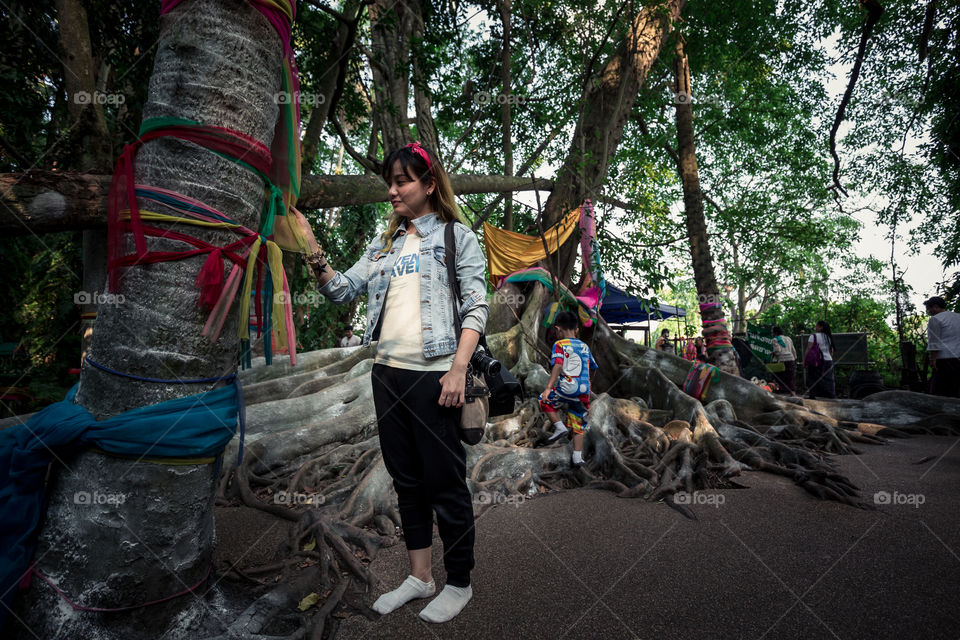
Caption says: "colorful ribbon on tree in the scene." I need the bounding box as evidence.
[106,117,299,365]
[683,362,720,400]
[699,302,732,352]
[104,0,305,367]
[577,199,606,314]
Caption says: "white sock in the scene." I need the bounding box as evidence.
[372,575,435,614]
[418,584,473,623]
[572,449,584,464]
[552,421,568,434]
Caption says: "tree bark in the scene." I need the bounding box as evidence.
[300,0,366,171]
[55,0,112,172]
[14,1,286,637]
[497,0,514,231]
[367,0,415,152]
[410,0,439,153]
[55,0,115,361]
[672,36,739,375]
[540,0,686,284]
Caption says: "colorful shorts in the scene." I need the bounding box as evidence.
[538,389,590,434]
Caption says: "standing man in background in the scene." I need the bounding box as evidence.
[925,296,960,397]
[339,326,361,348]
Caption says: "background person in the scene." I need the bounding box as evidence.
[338,325,361,347]
[771,325,797,396]
[924,296,960,397]
[655,328,672,353]
[540,311,598,467]
[804,320,836,399]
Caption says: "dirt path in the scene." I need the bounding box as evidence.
[335,434,960,640]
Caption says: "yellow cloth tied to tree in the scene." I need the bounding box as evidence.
[482,206,583,286]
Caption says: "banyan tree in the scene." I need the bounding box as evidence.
[2,0,959,639]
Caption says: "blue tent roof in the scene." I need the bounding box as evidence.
[600,283,686,324]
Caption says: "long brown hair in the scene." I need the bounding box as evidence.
[378,144,464,252]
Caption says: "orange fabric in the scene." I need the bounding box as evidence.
[482,207,582,286]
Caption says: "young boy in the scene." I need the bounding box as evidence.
[539,310,598,467]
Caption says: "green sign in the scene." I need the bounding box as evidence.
[746,323,773,363]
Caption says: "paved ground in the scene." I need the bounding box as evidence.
[336,434,960,640]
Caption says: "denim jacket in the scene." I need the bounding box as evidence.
[318,212,489,358]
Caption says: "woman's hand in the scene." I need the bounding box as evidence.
[291,206,321,254]
[438,363,467,407]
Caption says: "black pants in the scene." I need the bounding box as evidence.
[931,358,960,398]
[807,360,836,398]
[371,363,475,587]
[773,360,796,393]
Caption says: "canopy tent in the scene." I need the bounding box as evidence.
[600,284,686,324]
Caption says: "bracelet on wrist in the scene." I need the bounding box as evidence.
[303,250,329,275]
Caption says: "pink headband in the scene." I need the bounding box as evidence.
[405,141,432,172]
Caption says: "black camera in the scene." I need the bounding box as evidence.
[469,346,501,379]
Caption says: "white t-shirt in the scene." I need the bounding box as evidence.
[807,332,833,361]
[339,335,361,347]
[927,310,960,359]
[374,231,454,371]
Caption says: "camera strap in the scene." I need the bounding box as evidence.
[444,222,463,340]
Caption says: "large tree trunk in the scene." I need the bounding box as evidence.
[497,0,514,231]
[300,0,367,171]
[13,1,285,637]
[672,36,739,375]
[540,0,686,285]
[56,0,113,361]
[367,0,416,153]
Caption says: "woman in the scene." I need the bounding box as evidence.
[803,320,836,399]
[770,326,797,396]
[294,142,488,623]
[694,336,707,362]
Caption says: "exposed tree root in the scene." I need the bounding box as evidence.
[204,282,953,636]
